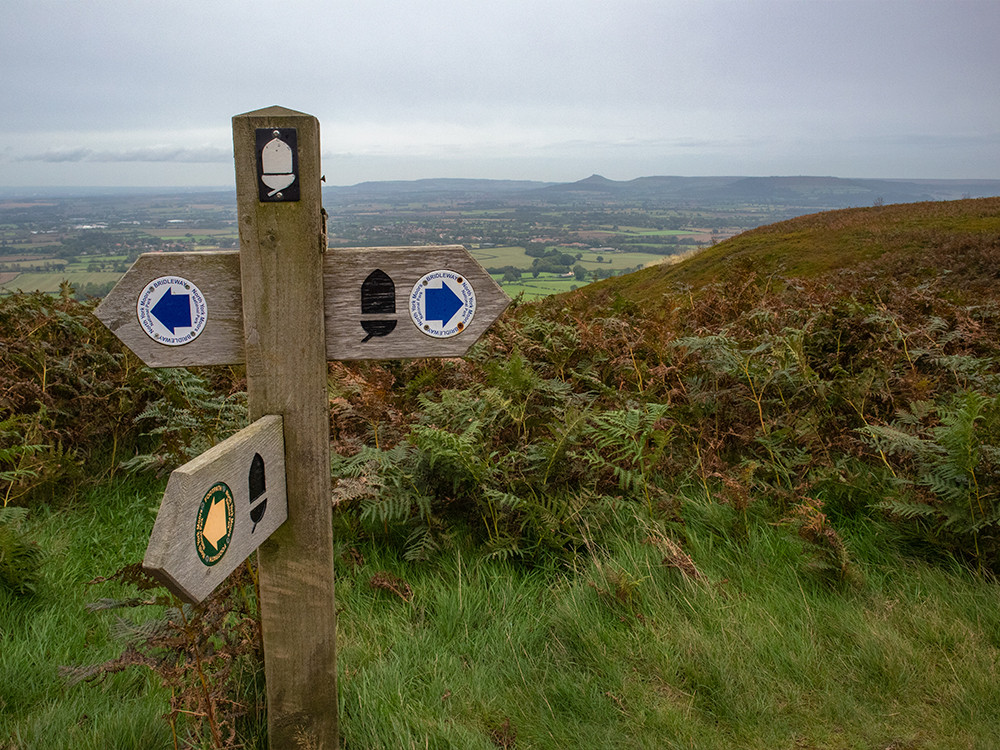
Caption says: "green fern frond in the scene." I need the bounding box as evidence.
[872,391,1000,568]
[857,423,930,457]
[483,488,525,511]
[403,525,439,562]
[876,497,939,521]
[0,521,43,595]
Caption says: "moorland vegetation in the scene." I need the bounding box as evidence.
[1,198,999,748]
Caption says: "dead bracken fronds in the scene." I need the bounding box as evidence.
[660,536,706,582]
[489,717,517,749]
[368,570,413,602]
[644,530,706,582]
[782,497,859,587]
[63,562,264,749]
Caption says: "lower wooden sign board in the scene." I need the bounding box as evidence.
[143,414,287,604]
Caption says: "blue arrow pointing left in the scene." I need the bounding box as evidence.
[425,282,463,325]
[151,287,192,333]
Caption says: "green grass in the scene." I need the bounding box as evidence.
[0,477,172,750]
[572,250,674,267]
[470,246,530,267]
[472,246,674,272]
[494,274,584,300]
[63,255,129,270]
[11,479,1000,748]
[491,252,677,300]
[332,503,1000,749]
[0,259,68,270]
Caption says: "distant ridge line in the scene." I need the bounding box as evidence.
[5,176,999,207]
[322,174,1000,208]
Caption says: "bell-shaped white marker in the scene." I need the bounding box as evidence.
[261,138,295,196]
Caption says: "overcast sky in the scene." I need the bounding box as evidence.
[2,0,998,188]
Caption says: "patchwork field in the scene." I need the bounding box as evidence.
[0,271,122,294]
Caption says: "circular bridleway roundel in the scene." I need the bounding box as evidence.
[195,482,235,567]
[136,276,208,346]
[409,269,477,338]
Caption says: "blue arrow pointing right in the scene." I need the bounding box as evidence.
[151,287,192,333]
[425,282,463,325]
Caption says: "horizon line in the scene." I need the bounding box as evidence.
[4,173,1000,195]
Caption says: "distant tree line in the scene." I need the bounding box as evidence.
[73,281,118,300]
[489,262,642,284]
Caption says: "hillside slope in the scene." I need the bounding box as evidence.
[525,195,1000,572]
[579,197,1000,309]
[3,198,1000,749]
[324,195,1000,745]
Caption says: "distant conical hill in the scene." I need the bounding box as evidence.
[567,197,1000,312]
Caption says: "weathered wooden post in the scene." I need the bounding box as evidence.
[232,106,338,747]
[96,105,510,749]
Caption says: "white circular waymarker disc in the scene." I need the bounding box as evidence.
[409,269,477,338]
[136,276,208,346]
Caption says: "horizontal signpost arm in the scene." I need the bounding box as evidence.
[96,246,509,368]
[94,251,245,367]
[325,245,510,360]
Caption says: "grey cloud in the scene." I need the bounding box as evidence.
[4,0,999,186]
[21,148,94,163]
[867,133,1000,149]
[20,146,231,163]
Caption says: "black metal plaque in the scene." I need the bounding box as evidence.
[255,128,299,202]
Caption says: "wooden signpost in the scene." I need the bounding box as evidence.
[95,106,510,749]
[94,245,505,365]
[143,414,286,604]
[325,245,508,360]
[95,251,245,367]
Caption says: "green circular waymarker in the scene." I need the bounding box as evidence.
[195,482,235,566]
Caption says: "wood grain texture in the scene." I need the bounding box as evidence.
[95,246,510,368]
[142,415,286,604]
[94,251,244,367]
[324,245,511,360]
[233,106,338,749]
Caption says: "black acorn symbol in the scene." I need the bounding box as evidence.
[360,269,397,343]
[249,453,267,533]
